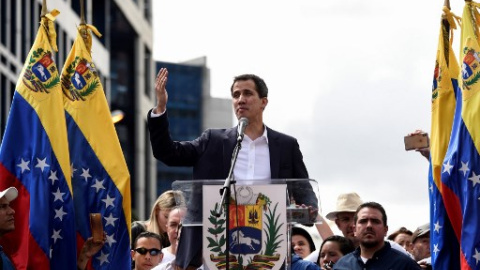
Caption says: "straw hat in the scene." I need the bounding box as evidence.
[0,187,18,202]
[325,192,363,221]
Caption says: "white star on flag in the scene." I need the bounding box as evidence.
[80,168,92,182]
[71,163,77,178]
[17,158,30,173]
[49,170,59,185]
[102,195,116,209]
[106,233,117,247]
[433,243,440,256]
[459,161,470,177]
[54,206,68,221]
[443,160,454,175]
[91,179,106,193]
[97,251,110,265]
[35,157,50,172]
[434,221,442,233]
[52,188,65,202]
[473,248,480,265]
[51,229,62,243]
[104,213,118,227]
[468,172,480,187]
[429,184,433,193]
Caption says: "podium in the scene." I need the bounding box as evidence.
[172,179,321,270]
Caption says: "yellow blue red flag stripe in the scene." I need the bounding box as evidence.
[429,7,461,269]
[440,2,480,269]
[61,24,131,269]
[0,12,77,269]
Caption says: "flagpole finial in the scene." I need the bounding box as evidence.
[444,0,451,9]
[80,0,86,25]
[41,0,47,17]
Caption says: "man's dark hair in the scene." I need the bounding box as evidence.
[320,235,355,256]
[132,231,163,249]
[230,74,268,98]
[354,201,387,226]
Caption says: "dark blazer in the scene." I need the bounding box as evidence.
[148,110,309,180]
[147,110,316,268]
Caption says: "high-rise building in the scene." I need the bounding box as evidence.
[0,0,231,220]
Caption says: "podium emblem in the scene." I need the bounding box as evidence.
[204,185,287,270]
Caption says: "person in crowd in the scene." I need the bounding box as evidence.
[305,192,362,263]
[292,253,321,270]
[0,187,18,270]
[317,235,354,270]
[325,192,363,246]
[388,227,413,252]
[292,227,316,259]
[152,207,186,270]
[148,68,315,269]
[132,231,164,270]
[333,202,421,270]
[410,223,431,269]
[132,190,185,249]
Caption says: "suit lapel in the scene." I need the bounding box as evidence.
[223,128,237,178]
[268,127,280,178]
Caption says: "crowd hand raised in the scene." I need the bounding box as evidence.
[408,129,430,160]
[77,233,107,270]
[154,68,169,114]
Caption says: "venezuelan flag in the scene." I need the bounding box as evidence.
[0,11,78,269]
[429,7,461,269]
[440,2,480,269]
[60,23,131,269]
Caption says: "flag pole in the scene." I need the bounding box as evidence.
[41,0,47,17]
[79,0,88,41]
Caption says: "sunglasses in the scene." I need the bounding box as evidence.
[134,248,162,256]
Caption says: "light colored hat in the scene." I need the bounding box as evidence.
[411,223,430,243]
[325,192,363,221]
[0,187,18,202]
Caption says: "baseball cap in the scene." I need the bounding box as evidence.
[411,223,430,243]
[0,187,18,202]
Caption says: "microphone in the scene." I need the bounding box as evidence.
[237,117,249,142]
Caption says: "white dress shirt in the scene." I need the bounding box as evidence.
[233,127,271,182]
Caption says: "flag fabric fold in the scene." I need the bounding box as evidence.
[60,24,131,269]
[439,2,480,269]
[0,11,78,269]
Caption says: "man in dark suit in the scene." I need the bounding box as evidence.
[147,68,315,269]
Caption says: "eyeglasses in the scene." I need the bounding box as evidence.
[134,248,162,256]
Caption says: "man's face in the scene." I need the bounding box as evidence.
[131,237,163,270]
[232,79,268,121]
[335,212,355,239]
[166,209,184,245]
[0,197,15,236]
[354,207,387,249]
[411,236,430,261]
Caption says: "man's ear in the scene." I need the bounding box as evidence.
[131,250,135,260]
[262,97,268,109]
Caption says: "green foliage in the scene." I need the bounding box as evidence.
[44,76,60,89]
[207,203,226,256]
[263,203,284,256]
[465,71,480,87]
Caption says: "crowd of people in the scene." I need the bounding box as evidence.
[0,69,432,270]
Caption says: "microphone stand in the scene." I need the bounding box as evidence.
[215,135,243,270]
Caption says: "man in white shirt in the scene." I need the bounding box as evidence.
[148,68,314,269]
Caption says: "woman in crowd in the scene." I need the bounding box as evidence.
[317,235,354,270]
[292,227,316,259]
[387,227,413,252]
[131,190,185,248]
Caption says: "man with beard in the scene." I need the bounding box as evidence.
[333,202,421,270]
[410,223,431,269]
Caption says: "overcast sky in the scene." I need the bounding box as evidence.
[152,0,465,237]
